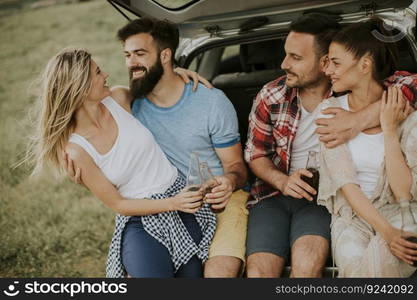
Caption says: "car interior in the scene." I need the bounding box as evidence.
[213,39,286,148]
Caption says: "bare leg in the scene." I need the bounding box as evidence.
[204,256,242,278]
[246,252,286,278]
[290,235,329,278]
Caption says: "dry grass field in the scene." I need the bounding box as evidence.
[0,0,142,277]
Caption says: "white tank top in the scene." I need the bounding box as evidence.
[330,94,384,199]
[69,97,178,199]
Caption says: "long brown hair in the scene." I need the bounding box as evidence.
[331,17,399,83]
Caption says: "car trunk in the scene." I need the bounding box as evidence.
[108,0,416,65]
[108,0,412,37]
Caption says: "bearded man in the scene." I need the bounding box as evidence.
[117,18,249,278]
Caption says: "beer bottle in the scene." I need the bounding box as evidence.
[399,198,417,267]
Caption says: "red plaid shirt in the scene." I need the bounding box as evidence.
[245,71,417,205]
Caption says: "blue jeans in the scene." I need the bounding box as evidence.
[121,212,203,278]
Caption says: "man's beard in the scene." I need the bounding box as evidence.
[284,66,325,89]
[129,58,164,99]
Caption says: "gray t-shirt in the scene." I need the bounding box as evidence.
[132,82,240,177]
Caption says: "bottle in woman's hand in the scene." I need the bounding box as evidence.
[185,152,203,193]
[399,198,417,266]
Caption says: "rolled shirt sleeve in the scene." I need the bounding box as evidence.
[208,89,240,149]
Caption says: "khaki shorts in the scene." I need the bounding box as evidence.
[208,189,249,262]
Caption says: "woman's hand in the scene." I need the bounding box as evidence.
[384,226,417,265]
[174,67,213,91]
[169,188,203,213]
[380,86,412,134]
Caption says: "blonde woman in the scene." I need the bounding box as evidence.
[318,18,417,277]
[31,48,216,278]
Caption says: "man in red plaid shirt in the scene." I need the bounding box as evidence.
[244,13,417,278]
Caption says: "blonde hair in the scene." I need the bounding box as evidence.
[28,47,93,176]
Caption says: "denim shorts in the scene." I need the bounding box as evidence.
[246,194,331,261]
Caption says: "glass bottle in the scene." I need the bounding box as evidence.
[185,152,202,192]
[399,198,417,267]
[200,162,223,213]
[300,150,320,203]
